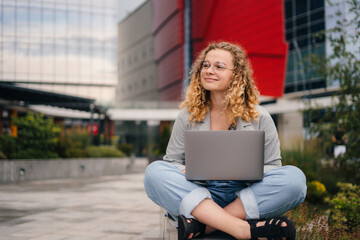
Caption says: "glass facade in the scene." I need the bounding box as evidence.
[116,120,152,157]
[284,0,326,93]
[0,0,118,105]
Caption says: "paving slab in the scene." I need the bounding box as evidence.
[0,158,162,240]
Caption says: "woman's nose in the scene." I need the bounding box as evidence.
[205,65,215,74]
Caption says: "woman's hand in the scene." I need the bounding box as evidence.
[182,169,186,174]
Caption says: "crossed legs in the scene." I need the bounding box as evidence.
[192,198,250,239]
[144,161,307,239]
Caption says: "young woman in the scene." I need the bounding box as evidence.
[144,42,307,240]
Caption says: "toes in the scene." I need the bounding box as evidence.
[274,219,287,227]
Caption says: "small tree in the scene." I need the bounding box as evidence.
[13,113,61,159]
[306,0,360,182]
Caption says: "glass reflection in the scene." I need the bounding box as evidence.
[0,0,118,104]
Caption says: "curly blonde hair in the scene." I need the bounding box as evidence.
[180,42,260,125]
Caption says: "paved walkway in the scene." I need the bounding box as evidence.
[0,158,162,240]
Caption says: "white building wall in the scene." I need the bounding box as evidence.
[117,0,158,103]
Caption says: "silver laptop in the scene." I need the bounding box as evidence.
[185,130,264,181]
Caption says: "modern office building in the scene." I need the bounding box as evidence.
[116,0,158,103]
[150,0,329,98]
[1,0,118,106]
[0,0,120,140]
[115,0,353,152]
[283,0,326,93]
[118,0,288,102]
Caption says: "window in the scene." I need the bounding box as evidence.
[3,6,15,36]
[3,42,15,76]
[68,44,80,80]
[296,16,307,27]
[286,32,293,41]
[310,22,324,34]
[80,47,91,81]
[311,10,324,22]
[297,38,308,48]
[29,7,41,39]
[55,9,67,39]
[28,43,41,77]
[310,0,324,10]
[286,72,295,84]
[80,11,91,44]
[68,10,79,45]
[296,0,307,15]
[55,44,67,81]
[43,9,55,39]
[16,7,29,37]
[15,43,29,79]
[296,26,308,37]
[92,13,103,44]
[286,52,295,72]
[285,0,293,19]
[286,21,293,31]
[42,44,55,78]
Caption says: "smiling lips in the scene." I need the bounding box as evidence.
[204,77,218,82]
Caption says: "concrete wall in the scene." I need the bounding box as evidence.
[0,158,131,183]
[277,111,304,149]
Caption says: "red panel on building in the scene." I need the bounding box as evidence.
[160,81,183,101]
[152,0,184,100]
[154,15,181,60]
[191,0,288,97]
[152,0,179,32]
[157,47,183,89]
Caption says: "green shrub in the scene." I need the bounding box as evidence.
[16,149,59,159]
[306,180,327,204]
[116,143,134,157]
[85,146,125,158]
[318,166,347,195]
[286,203,360,239]
[57,128,90,158]
[328,182,360,233]
[0,151,6,159]
[63,128,91,148]
[57,138,86,158]
[13,113,61,159]
[0,135,16,159]
[281,146,321,181]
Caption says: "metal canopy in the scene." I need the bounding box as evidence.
[0,83,105,114]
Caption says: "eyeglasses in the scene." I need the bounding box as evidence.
[201,60,234,73]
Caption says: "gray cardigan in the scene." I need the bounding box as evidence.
[163,105,282,173]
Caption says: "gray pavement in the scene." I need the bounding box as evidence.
[0,158,162,240]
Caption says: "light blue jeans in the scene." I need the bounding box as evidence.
[144,161,306,220]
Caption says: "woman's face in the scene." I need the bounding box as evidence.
[200,49,234,93]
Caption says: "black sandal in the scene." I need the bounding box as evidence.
[247,216,296,240]
[178,215,206,239]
